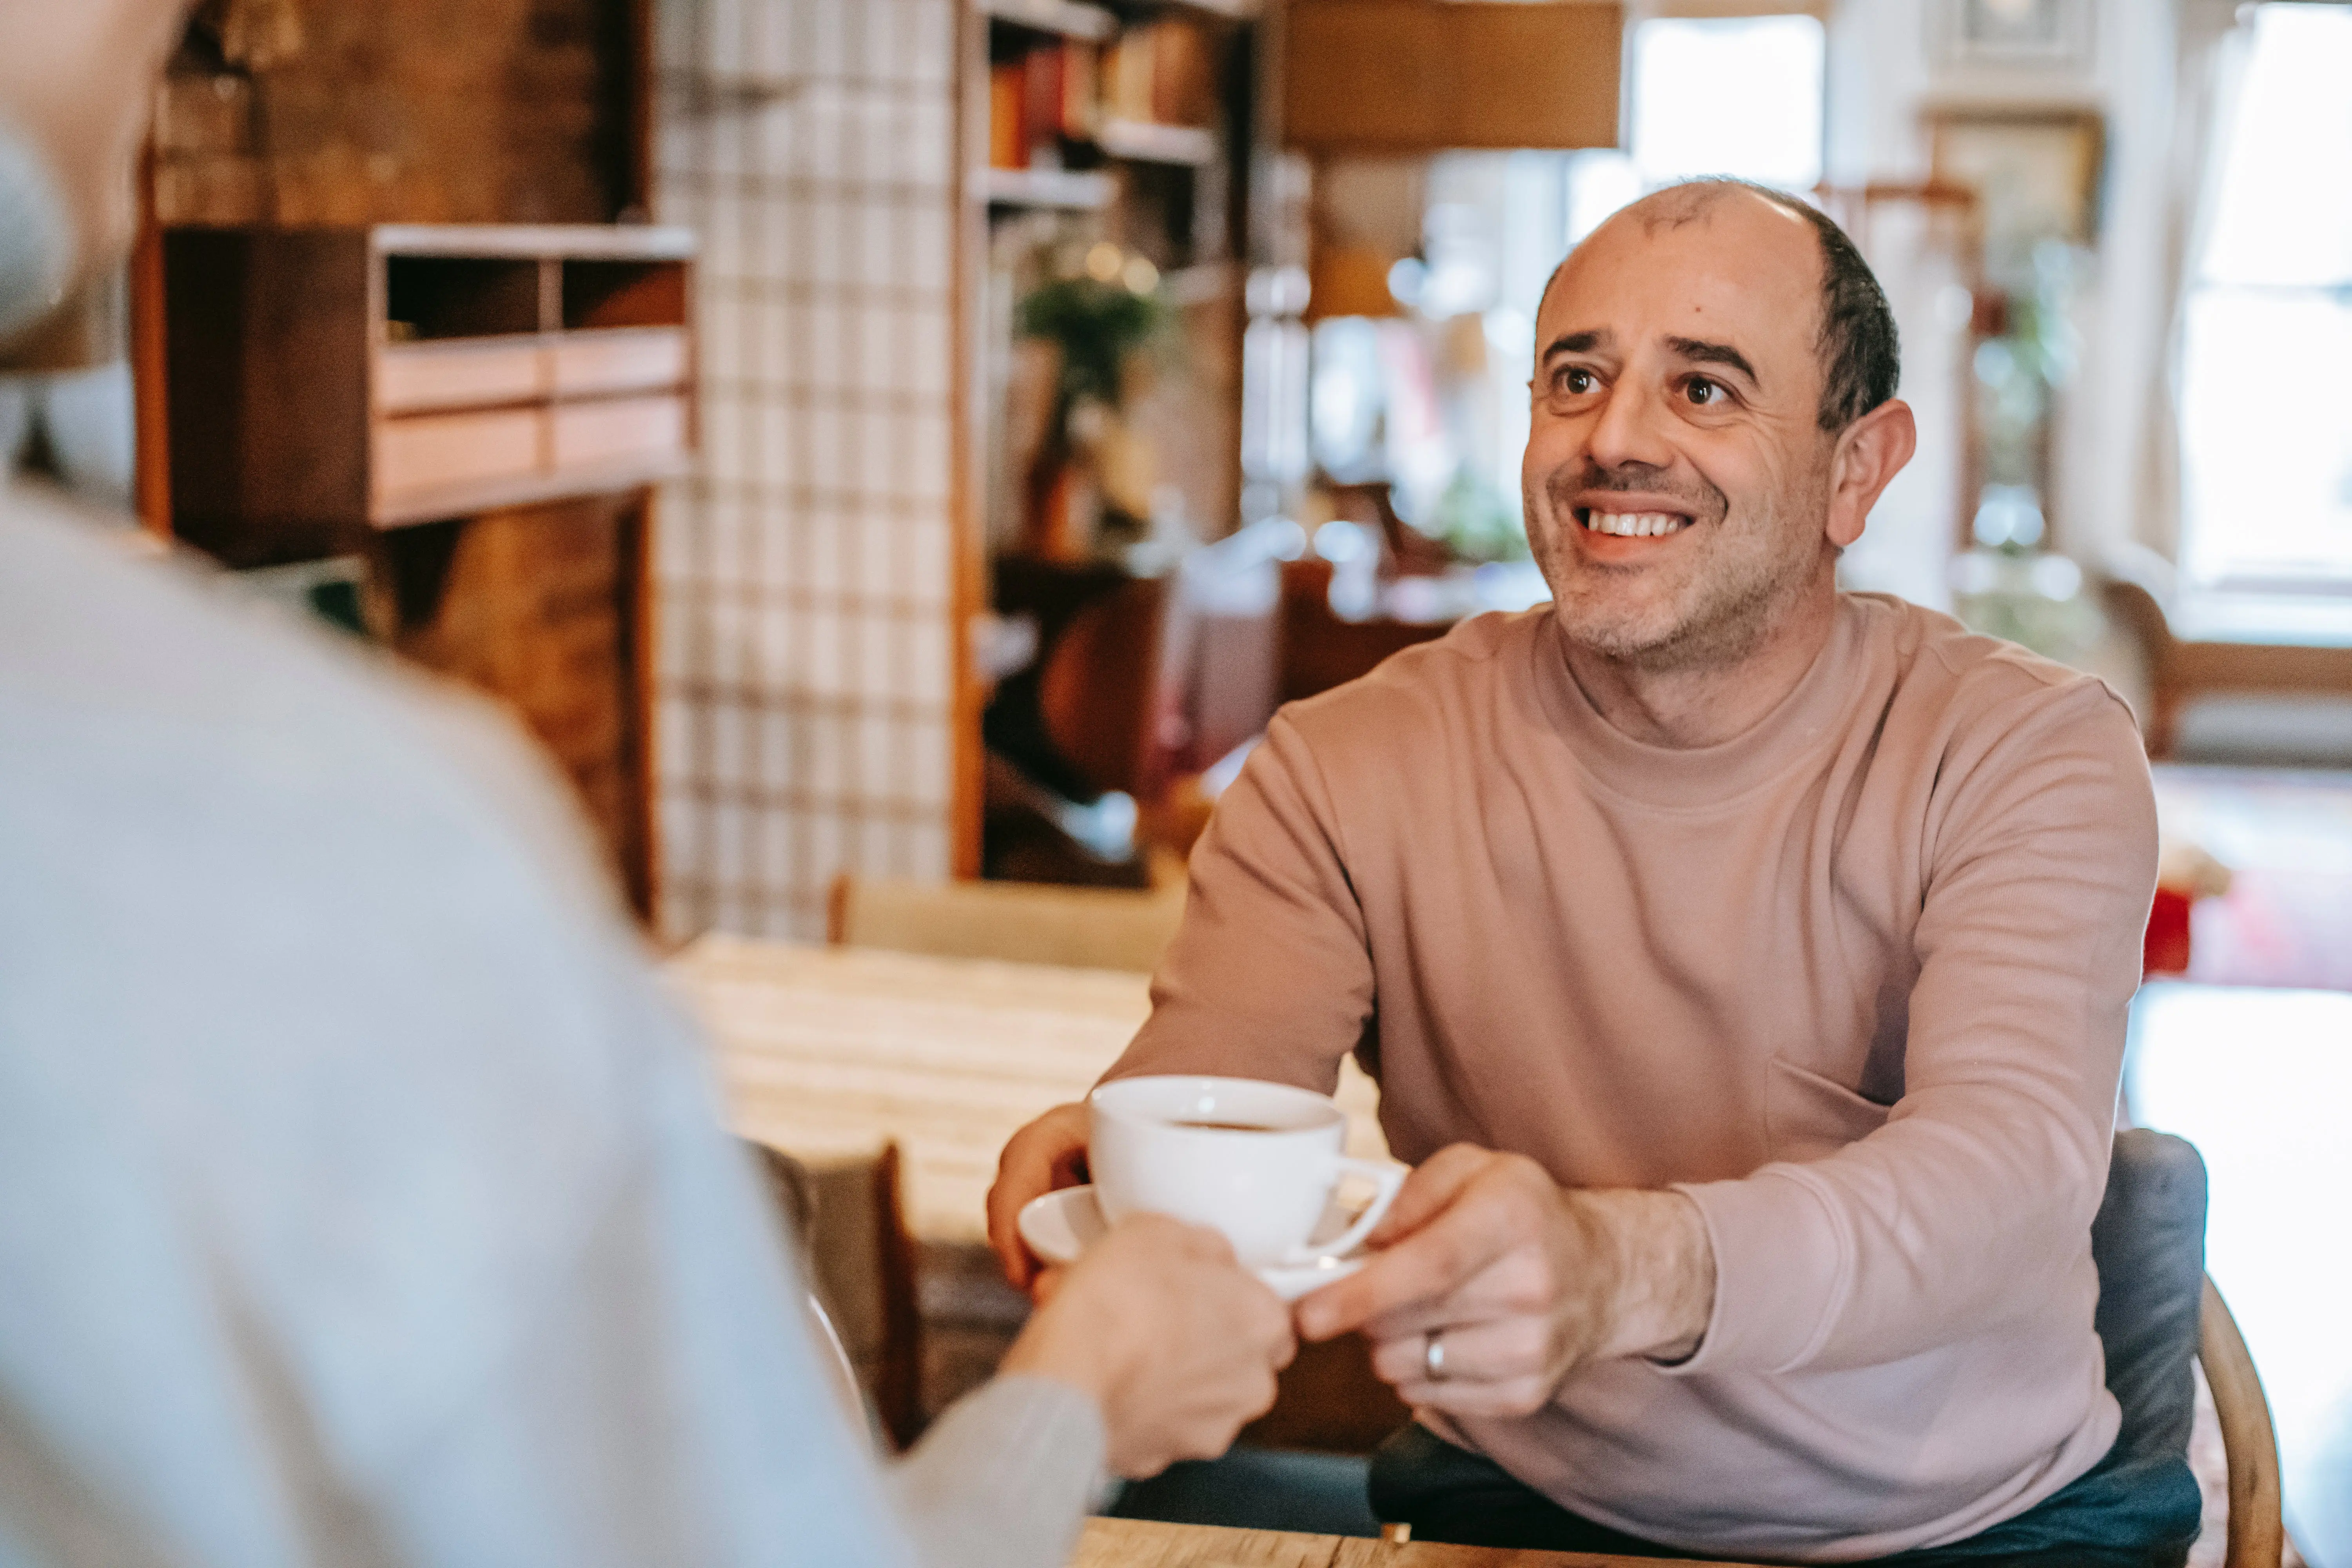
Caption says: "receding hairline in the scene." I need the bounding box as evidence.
[1537,180,1826,322]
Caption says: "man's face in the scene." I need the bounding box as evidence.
[1523,191,1840,671]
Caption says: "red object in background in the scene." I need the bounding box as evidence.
[2145,887,2194,977]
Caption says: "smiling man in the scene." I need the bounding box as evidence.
[988,181,2192,1566]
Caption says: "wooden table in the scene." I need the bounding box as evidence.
[668,936,1389,1245]
[1071,1518,1762,1568]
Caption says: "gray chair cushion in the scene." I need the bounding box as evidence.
[2089,1129,2209,1465]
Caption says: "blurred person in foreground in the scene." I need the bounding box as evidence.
[0,5,1292,1566]
[991,182,2192,1566]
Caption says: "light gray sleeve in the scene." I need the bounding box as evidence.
[886,1376,1107,1568]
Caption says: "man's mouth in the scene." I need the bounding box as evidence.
[1576,508,1693,539]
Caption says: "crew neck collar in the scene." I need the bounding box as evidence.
[1529,597,1866,811]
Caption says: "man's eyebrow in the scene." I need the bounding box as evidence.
[1665,335,1760,385]
[1539,328,1611,361]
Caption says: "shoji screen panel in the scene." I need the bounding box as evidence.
[655,0,960,939]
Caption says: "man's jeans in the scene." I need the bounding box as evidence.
[1367,1422,2203,1568]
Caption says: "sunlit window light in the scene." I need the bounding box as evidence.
[2178,2,2352,591]
[1629,15,1826,193]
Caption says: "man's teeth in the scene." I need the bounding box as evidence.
[1587,511,1689,538]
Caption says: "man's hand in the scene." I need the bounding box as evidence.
[985,1101,1091,1290]
[1000,1214,1295,1478]
[1292,1145,1715,1419]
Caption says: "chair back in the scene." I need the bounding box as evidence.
[2091,1129,2283,1568]
[827,872,1185,975]
[750,1140,924,1449]
[2091,1130,2209,1462]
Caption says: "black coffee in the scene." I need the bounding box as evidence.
[1170,1118,1278,1133]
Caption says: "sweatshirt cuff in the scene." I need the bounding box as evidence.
[1662,1166,1849,1377]
[889,1374,1108,1568]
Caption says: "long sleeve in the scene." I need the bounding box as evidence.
[887,1377,1106,1568]
[1668,679,2158,1376]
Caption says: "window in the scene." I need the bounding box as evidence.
[1629,15,1826,192]
[2178,3,2352,593]
[1563,13,1827,246]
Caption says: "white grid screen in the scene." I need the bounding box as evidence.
[655,0,961,940]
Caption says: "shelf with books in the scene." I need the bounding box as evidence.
[984,9,1220,178]
[956,0,1261,880]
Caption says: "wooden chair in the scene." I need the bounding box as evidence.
[749,1140,925,1450]
[2100,564,2352,760]
[2092,1128,2286,1568]
[2199,1276,2287,1568]
[827,871,1185,975]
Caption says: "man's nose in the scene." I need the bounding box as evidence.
[1585,380,1675,472]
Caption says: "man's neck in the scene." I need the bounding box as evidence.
[1560,583,1840,750]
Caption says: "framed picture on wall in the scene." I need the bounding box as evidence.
[1926,106,2105,280]
[1930,0,2094,71]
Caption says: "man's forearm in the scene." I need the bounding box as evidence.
[1570,1187,1716,1363]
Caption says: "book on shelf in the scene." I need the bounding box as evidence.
[1102,17,1215,130]
[990,60,1025,169]
[989,18,1215,174]
[993,37,1101,170]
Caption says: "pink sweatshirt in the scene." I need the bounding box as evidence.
[1108,594,2157,1563]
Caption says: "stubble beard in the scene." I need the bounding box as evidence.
[1527,463,1834,675]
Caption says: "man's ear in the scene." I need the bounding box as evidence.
[1824,399,1917,550]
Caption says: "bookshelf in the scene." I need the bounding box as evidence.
[954,0,1259,876]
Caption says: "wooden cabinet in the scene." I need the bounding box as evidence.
[163,223,695,566]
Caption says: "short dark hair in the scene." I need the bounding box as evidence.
[1734,182,1902,432]
[1560,178,1902,433]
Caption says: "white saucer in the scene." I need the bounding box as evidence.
[1016,1184,1370,1302]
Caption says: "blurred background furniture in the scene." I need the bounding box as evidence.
[829,871,1185,974]
[2103,560,2352,763]
[750,1140,925,1450]
[163,223,693,561]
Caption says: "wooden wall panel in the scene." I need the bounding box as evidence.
[1283,0,1622,152]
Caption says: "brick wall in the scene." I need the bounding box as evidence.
[153,0,626,226]
[379,500,651,912]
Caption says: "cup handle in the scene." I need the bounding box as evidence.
[1288,1157,1405,1264]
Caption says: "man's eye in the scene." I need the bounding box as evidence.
[1685,378,1723,406]
[1557,368,1596,395]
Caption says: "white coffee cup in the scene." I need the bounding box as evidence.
[1087,1075,1404,1268]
